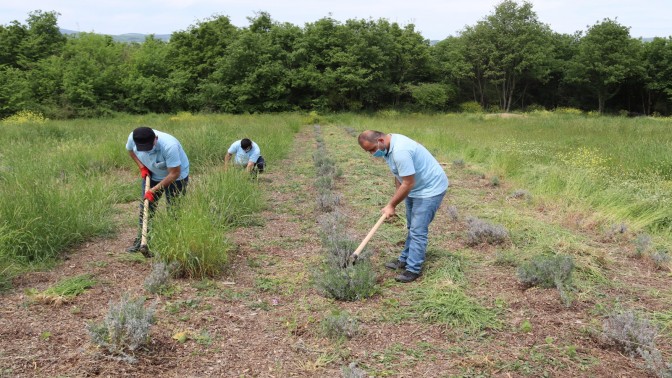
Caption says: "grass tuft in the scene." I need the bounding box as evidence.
[30,274,96,305]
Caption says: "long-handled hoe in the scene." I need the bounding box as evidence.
[348,213,387,266]
[139,175,153,258]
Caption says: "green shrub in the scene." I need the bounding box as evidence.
[447,206,459,222]
[602,310,657,357]
[314,264,377,302]
[87,294,156,363]
[554,107,583,115]
[517,254,574,306]
[341,362,367,378]
[321,310,359,340]
[144,262,176,294]
[466,217,508,246]
[634,234,652,258]
[459,101,483,113]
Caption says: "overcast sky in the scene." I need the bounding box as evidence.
[1,0,670,41]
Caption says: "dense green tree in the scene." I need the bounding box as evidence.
[56,33,126,116]
[431,36,474,106]
[0,67,32,116]
[641,37,672,114]
[122,36,173,113]
[566,19,643,113]
[18,11,67,68]
[168,15,240,110]
[0,21,28,68]
[205,12,297,112]
[461,1,554,111]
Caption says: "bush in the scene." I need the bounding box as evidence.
[525,104,546,112]
[144,261,176,294]
[466,217,508,246]
[447,206,459,222]
[87,294,156,363]
[317,191,341,213]
[452,159,465,169]
[510,189,532,201]
[634,234,652,258]
[602,310,672,377]
[321,310,359,340]
[517,254,574,306]
[341,362,368,378]
[459,101,483,113]
[554,107,583,115]
[650,249,670,270]
[314,264,377,302]
[602,311,657,357]
[1,110,48,125]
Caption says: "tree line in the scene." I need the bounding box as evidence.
[2,1,672,119]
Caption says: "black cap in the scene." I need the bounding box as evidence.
[133,127,156,151]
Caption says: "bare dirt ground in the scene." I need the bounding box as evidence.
[1,124,670,377]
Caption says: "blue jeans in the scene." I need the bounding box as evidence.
[398,191,446,274]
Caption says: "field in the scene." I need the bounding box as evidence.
[1,112,672,377]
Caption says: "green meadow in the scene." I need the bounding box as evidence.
[331,112,672,233]
[2,111,672,376]
[3,112,672,279]
[0,113,302,281]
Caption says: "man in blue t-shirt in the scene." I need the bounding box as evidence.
[125,126,190,253]
[358,130,449,283]
[224,138,266,175]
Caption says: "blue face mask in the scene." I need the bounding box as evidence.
[372,142,387,157]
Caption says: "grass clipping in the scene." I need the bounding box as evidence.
[29,274,96,305]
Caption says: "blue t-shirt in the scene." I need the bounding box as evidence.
[228,140,261,165]
[383,134,449,198]
[126,130,189,181]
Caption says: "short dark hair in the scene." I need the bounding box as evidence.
[357,130,385,144]
[241,138,252,151]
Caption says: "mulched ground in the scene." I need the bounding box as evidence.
[1,125,668,377]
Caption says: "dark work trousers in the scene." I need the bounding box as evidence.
[254,155,266,173]
[136,176,189,232]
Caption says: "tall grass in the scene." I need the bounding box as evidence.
[0,113,302,280]
[329,113,672,233]
[150,170,265,278]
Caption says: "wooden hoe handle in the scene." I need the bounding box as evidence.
[352,213,387,258]
[140,175,151,247]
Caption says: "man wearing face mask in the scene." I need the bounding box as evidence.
[125,126,190,253]
[223,138,265,175]
[357,130,448,283]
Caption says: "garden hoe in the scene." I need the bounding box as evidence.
[139,175,153,258]
[349,213,387,266]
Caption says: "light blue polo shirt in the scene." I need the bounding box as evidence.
[228,140,261,165]
[126,130,189,181]
[383,134,449,198]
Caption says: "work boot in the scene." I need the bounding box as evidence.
[395,270,420,283]
[126,238,141,253]
[384,259,406,270]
